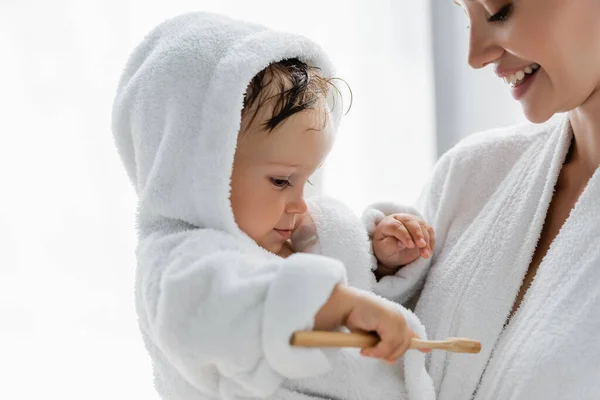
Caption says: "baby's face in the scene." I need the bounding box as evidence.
[230,104,333,254]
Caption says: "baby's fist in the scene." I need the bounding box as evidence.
[372,214,435,276]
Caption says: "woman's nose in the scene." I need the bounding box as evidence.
[467,22,504,69]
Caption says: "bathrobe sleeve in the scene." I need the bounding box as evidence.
[291,196,374,291]
[136,227,347,399]
[362,153,454,304]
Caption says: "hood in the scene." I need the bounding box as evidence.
[112,12,341,238]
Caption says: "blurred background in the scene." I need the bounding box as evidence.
[0,1,525,398]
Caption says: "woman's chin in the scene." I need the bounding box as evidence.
[521,103,556,124]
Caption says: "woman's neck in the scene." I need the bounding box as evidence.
[568,87,600,174]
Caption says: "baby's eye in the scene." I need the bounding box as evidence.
[270,177,292,188]
[488,4,512,22]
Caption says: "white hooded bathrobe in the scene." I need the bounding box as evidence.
[111,12,435,400]
[365,115,600,400]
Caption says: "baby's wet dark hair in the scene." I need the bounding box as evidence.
[241,58,350,133]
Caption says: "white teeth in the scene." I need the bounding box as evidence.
[502,63,539,87]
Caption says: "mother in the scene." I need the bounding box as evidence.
[366,1,600,399]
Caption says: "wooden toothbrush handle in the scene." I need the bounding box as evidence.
[291,331,379,348]
[290,331,481,354]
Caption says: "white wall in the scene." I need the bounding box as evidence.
[322,0,436,209]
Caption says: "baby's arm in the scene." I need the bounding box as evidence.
[137,228,346,399]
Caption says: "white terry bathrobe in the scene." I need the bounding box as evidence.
[111,12,434,400]
[364,115,600,400]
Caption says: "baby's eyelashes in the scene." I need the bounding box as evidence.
[269,177,292,188]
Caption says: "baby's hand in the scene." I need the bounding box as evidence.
[349,291,425,363]
[315,285,425,363]
[372,213,435,276]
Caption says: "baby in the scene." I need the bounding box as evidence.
[112,12,435,400]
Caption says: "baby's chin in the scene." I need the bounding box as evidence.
[258,238,293,258]
[240,228,281,253]
[253,235,283,255]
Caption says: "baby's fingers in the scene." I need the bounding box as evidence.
[386,329,417,363]
[395,216,427,249]
[418,223,432,258]
[427,225,436,256]
[361,336,398,361]
[378,219,415,249]
[417,223,436,259]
